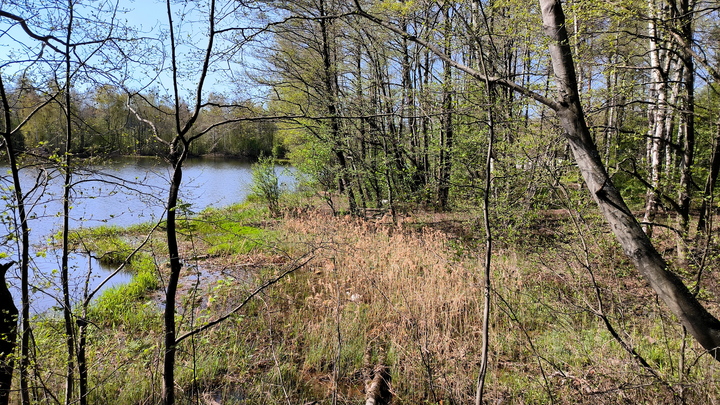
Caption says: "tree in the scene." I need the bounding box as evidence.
[124,1,294,402]
[352,0,720,361]
[539,0,720,357]
[0,75,29,405]
[0,262,17,405]
[0,2,143,403]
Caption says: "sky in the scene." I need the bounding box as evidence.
[0,0,261,101]
[123,0,167,34]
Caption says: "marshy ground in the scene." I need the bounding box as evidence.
[51,197,720,404]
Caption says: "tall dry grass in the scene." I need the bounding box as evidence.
[255,208,720,404]
[44,202,720,404]
[281,212,483,402]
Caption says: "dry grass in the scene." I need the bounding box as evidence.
[280,211,482,402]
[45,201,720,404]
[241,206,720,404]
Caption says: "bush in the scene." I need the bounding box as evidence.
[251,155,282,217]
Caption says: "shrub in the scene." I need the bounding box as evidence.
[250,155,282,217]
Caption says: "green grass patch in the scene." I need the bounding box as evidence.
[88,252,160,328]
[187,203,274,255]
[70,225,146,267]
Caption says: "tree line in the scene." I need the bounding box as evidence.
[2,80,279,159]
[1,0,720,404]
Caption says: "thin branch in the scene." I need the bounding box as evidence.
[350,1,561,110]
[175,253,313,344]
[81,219,164,306]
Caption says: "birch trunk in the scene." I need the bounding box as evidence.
[643,5,666,235]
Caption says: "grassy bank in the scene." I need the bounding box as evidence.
[34,197,720,404]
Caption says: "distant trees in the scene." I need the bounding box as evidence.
[0,81,278,159]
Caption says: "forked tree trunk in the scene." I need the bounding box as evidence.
[540,0,720,357]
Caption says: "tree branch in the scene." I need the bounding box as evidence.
[175,253,314,344]
[0,10,65,53]
[350,1,561,110]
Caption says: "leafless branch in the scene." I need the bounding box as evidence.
[175,252,314,344]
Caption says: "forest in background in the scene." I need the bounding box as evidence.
[2,0,720,404]
[2,82,279,159]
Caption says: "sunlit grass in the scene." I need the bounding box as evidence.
[30,198,720,404]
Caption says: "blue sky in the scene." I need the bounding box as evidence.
[0,0,259,101]
[123,0,167,34]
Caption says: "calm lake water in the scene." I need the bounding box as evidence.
[0,157,295,313]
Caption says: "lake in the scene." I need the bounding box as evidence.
[0,157,295,313]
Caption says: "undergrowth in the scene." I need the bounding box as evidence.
[29,199,720,404]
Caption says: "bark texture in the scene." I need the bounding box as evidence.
[540,0,720,358]
[0,262,17,405]
[364,364,391,405]
[363,346,391,405]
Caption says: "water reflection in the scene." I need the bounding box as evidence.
[0,157,295,313]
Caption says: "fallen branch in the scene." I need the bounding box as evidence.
[364,346,392,405]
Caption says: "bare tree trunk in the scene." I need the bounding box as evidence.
[0,70,23,405]
[643,0,677,236]
[474,39,494,405]
[438,6,454,210]
[539,0,720,357]
[61,4,76,402]
[162,1,185,402]
[675,0,696,261]
[163,154,185,405]
[421,50,431,202]
[77,318,87,405]
[643,6,666,235]
[471,2,494,403]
